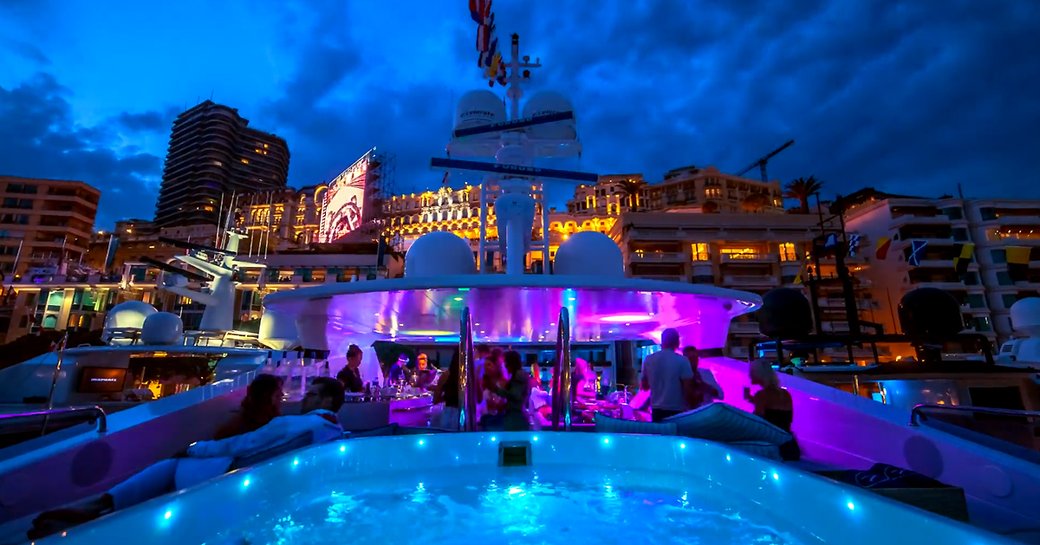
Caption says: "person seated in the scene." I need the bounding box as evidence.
[573,358,598,402]
[386,355,412,386]
[30,378,346,538]
[336,344,365,393]
[214,374,284,440]
[683,346,723,401]
[412,353,437,390]
[744,359,800,461]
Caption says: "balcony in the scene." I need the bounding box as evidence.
[730,321,761,334]
[720,253,777,264]
[722,275,780,288]
[630,251,686,263]
[637,274,685,282]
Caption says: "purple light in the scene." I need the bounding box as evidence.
[599,313,654,323]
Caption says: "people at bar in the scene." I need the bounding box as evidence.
[336,344,365,393]
[432,353,461,430]
[492,350,532,431]
[31,378,346,539]
[640,328,699,421]
[573,357,598,401]
[214,374,284,440]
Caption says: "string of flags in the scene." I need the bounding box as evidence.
[470,0,508,86]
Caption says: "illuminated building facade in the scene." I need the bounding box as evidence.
[844,189,1040,343]
[0,176,99,278]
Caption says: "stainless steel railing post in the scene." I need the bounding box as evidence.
[458,307,478,432]
[551,307,572,431]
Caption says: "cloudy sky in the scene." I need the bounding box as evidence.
[1,1,1038,228]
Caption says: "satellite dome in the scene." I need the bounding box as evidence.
[553,232,623,276]
[104,301,157,331]
[259,310,298,350]
[898,288,963,340]
[406,232,476,277]
[454,90,506,134]
[140,312,183,345]
[522,91,576,140]
[1010,298,1040,336]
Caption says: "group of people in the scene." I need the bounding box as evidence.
[429,345,536,431]
[641,328,799,460]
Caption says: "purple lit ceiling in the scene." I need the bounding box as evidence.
[264,275,761,350]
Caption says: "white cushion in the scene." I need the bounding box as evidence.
[594,413,677,435]
[665,402,792,445]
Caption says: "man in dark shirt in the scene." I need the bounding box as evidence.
[336,344,365,393]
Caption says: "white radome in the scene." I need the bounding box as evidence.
[140,312,184,345]
[103,301,158,331]
[1010,298,1040,336]
[522,90,576,140]
[554,232,624,277]
[454,90,506,133]
[405,232,477,277]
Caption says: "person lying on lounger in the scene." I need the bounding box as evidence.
[31,377,346,539]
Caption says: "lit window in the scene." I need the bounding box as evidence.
[779,242,797,261]
[691,243,709,261]
[240,158,250,164]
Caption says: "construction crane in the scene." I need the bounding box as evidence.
[736,139,795,182]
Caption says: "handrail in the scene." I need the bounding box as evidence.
[0,405,108,434]
[459,306,478,432]
[909,403,1040,426]
[551,307,572,431]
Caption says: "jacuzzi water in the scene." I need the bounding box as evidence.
[45,433,1011,545]
[216,466,806,545]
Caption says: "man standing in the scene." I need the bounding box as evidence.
[640,328,698,422]
[336,344,365,393]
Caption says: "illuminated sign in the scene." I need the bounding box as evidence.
[320,150,373,243]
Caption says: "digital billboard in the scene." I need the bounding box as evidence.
[319,150,372,243]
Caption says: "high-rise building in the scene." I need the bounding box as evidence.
[0,176,100,278]
[154,101,289,228]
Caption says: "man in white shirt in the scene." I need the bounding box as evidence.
[640,329,698,422]
[31,378,346,538]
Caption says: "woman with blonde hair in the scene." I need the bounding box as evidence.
[744,359,800,460]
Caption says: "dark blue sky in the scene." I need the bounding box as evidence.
[1,1,1038,228]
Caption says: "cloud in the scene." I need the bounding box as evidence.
[0,37,49,65]
[0,73,164,228]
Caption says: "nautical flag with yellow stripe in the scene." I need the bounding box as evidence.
[952,242,974,275]
[875,236,891,260]
[1006,246,1031,281]
[793,262,808,285]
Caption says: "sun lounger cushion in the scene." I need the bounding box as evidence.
[594,413,677,435]
[664,402,792,445]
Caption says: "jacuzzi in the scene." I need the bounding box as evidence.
[44,432,1010,544]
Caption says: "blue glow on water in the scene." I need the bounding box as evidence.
[242,477,251,489]
[227,466,808,545]
[846,501,856,511]
[417,438,426,446]
[163,510,172,520]
[292,457,300,467]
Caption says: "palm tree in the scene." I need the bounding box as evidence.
[740,193,770,213]
[616,179,644,211]
[784,176,824,213]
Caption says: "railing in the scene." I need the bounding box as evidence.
[458,307,478,432]
[551,307,572,431]
[909,404,1040,427]
[0,405,108,435]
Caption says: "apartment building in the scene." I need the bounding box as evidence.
[610,211,876,359]
[0,176,100,278]
[843,189,1040,344]
[154,101,289,227]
